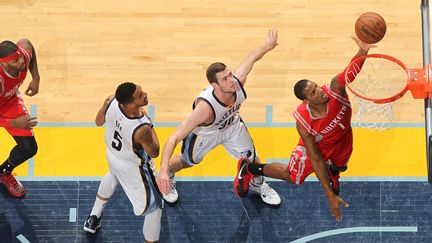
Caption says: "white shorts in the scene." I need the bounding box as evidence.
[106,150,163,216]
[181,120,257,166]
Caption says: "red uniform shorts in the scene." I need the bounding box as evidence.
[287,144,352,185]
[0,96,33,136]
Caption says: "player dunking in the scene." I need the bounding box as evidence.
[157,30,281,206]
[234,36,375,220]
[84,82,163,243]
[0,39,40,198]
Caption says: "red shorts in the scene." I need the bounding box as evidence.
[287,144,352,185]
[0,96,33,136]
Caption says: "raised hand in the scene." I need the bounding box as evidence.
[351,35,377,52]
[264,29,279,51]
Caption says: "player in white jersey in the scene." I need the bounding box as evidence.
[84,82,163,243]
[157,29,281,206]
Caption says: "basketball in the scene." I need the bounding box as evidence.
[355,12,387,44]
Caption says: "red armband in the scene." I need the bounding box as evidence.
[336,55,366,87]
[0,118,11,128]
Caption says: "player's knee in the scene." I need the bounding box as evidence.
[20,139,38,159]
[283,170,295,184]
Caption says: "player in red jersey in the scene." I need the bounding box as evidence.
[234,36,375,221]
[0,39,40,198]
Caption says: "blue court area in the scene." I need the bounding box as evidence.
[0,180,431,242]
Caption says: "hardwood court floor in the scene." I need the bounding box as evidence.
[0,0,425,124]
[0,181,430,242]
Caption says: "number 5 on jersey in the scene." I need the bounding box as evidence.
[111,130,123,151]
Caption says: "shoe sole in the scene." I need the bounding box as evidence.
[83,223,101,234]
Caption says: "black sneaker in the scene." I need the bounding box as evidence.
[84,215,101,233]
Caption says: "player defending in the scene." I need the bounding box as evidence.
[84,82,163,243]
[0,39,40,198]
[157,29,281,206]
[234,36,375,221]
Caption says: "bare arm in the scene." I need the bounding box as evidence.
[95,95,114,126]
[233,29,278,86]
[330,36,376,95]
[17,39,41,96]
[134,123,160,158]
[296,122,348,221]
[156,101,214,194]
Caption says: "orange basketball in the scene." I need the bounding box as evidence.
[355,12,387,44]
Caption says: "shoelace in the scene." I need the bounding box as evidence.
[260,182,276,197]
[169,179,177,192]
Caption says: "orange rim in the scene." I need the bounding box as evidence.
[345,53,410,104]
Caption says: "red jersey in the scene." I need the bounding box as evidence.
[0,45,32,110]
[293,85,353,166]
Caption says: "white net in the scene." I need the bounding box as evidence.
[347,54,407,131]
[352,96,394,131]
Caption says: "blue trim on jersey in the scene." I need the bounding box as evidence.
[139,161,163,215]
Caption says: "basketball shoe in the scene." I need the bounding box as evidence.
[249,176,281,206]
[162,176,178,203]
[84,214,102,233]
[233,158,253,198]
[0,172,25,198]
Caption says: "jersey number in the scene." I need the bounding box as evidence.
[111,130,123,151]
[218,116,234,130]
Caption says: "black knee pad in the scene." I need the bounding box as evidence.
[12,136,38,162]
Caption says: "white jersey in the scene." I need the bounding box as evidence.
[104,98,152,166]
[192,76,247,136]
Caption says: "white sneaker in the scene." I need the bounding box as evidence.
[250,178,281,206]
[162,177,178,203]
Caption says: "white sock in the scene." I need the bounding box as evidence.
[90,172,118,218]
[90,197,107,218]
[252,176,264,185]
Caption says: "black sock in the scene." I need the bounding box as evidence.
[247,163,266,176]
[0,160,15,174]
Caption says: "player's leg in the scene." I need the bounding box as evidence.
[249,161,293,182]
[324,132,352,195]
[115,158,164,242]
[235,145,313,198]
[0,99,37,197]
[84,172,119,233]
[224,121,281,206]
[143,207,162,243]
[163,132,218,203]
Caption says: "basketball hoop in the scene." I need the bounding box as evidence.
[345,53,432,131]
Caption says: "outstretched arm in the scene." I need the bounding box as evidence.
[330,36,376,95]
[233,29,278,86]
[156,102,214,194]
[296,122,349,221]
[17,39,40,97]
